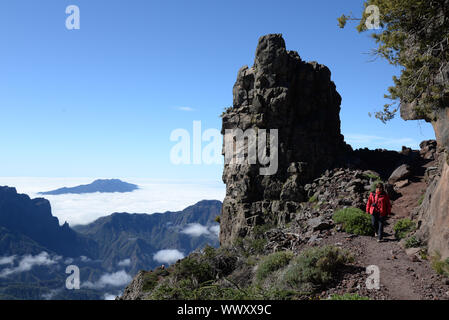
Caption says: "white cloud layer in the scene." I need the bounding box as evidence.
[209,225,220,237]
[181,223,220,238]
[0,178,225,226]
[82,270,132,289]
[0,256,16,266]
[0,252,58,278]
[117,259,131,267]
[181,223,211,237]
[42,288,63,300]
[104,293,118,300]
[153,249,184,264]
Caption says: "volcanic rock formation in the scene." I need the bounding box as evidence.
[220,34,352,245]
[402,102,449,259]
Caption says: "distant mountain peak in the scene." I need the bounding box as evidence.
[39,179,139,195]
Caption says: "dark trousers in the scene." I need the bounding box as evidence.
[371,212,386,240]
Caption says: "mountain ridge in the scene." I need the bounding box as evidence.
[38,179,139,195]
[0,187,221,299]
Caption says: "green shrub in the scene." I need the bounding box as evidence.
[309,194,318,203]
[363,172,380,180]
[149,280,263,301]
[252,224,273,237]
[418,249,428,261]
[173,257,214,284]
[149,278,197,300]
[418,194,425,205]
[404,236,421,249]
[256,251,294,281]
[333,208,374,236]
[237,233,269,256]
[257,287,300,300]
[203,245,217,259]
[245,255,258,267]
[250,238,268,255]
[393,219,416,239]
[329,293,369,300]
[283,246,353,291]
[431,252,449,278]
[142,272,159,292]
[194,285,252,300]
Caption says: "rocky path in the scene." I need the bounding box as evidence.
[346,148,449,299]
[319,220,449,300]
[357,222,421,300]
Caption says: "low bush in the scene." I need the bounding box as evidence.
[173,256,214,284]
[418,194,425,205]
[283,246,353,291]
[234,235,268,257]
[148,279,281,300]
[252,224,273,237]
[256,251,294,281]
[149,278,198,300]
[142,272,159,292]
[309,194,318,203]
[404,236,421,249]
[431,252,449,278]
[393,218,416,239]
[250,238,268,255]
[363,172,380,180]
[333,208,374,236]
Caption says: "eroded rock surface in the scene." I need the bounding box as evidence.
[220,34,351,245]
[402,81,449,259]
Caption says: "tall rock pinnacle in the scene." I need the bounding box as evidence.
[220,34,351,245]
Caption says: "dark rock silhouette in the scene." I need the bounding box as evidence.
[220,34,352,245]
[39,179,139,195]
[0,186,97,257]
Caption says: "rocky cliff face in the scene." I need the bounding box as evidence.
[0,186,96,257]
[402,90,449,259]
[220,34,351,245]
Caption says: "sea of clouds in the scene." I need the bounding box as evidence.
[0,177,225,226]
[0,251,133,299]
[0,178,224,299]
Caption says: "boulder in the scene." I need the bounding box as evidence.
[405,247,421,256]
[394,179,410,189]
[420,140,437,160]
[388,164,412,184]
[307,217,332,231]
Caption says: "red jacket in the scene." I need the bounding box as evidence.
[366,192,391,217]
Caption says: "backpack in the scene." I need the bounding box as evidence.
[370,192,381,213]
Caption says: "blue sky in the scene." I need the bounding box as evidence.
[0,0,435,182]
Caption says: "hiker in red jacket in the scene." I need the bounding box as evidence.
[366,182,392,242]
